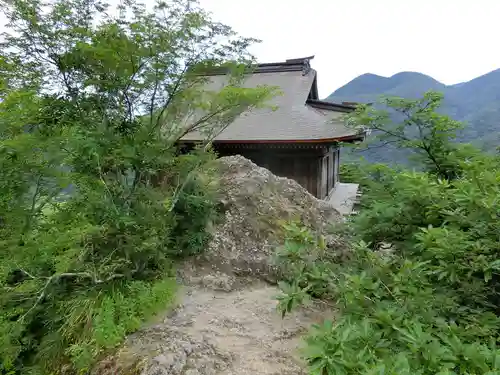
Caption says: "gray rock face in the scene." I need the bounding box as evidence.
[180,155,343,284]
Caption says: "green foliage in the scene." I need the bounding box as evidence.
[273,221,341,305]
[277,94,500,374]
[39,277,177,374]
[0,0,275,373]
[346,91,464,179]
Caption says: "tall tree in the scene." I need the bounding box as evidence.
[0,0,276,373]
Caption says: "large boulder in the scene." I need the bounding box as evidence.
[180,155,343,286]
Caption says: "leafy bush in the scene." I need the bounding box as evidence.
[276,93,500,374]
[277,225,500,374]
[0,99,217,375]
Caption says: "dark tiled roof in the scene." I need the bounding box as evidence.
[181,57,364,143]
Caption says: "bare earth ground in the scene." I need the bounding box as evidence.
[112,280,331,375]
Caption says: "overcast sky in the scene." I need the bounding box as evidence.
[199,0,500,98]
[1,0,498,98]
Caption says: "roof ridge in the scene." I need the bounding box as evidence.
[255,56,314,74]
[199,57,315,76]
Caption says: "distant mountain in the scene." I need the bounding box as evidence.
[327,69,500,164]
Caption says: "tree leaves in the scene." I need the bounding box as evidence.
[0,0,275,373]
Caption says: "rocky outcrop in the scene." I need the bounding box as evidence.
[95,155,343,375]
[180,155,343,285]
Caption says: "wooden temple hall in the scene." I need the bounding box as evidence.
[180,56,365,200]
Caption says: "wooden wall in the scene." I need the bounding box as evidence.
[177,141,342,199]
[214,145,330,198]
[318,146,340,199]
[317,146,340,198]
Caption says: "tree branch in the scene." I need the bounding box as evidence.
[19,276,53,323]
[95,153,120,215]
[400,108,446,176]
[18,269,131,322]
[171,101,245,145]
[149,55,160,127]
[151,64,190,134]
[122,59,147,123]
[23,174,42,233]
[166,119,235,212]
[352,139,402,152]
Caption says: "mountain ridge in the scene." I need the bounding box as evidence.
[326,68,500,163]
[329,69,500,96]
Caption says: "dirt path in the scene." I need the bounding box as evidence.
[120,281,330,375]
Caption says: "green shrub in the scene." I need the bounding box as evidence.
[0,143,215,373]
[276,93,500,374]
[276,226,500,374]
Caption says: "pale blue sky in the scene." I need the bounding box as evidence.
[199,0,500,98]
